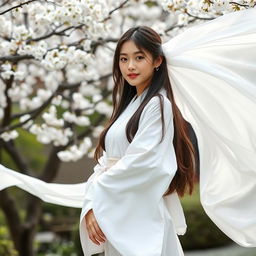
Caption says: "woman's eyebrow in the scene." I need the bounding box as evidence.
[120,51,144,56]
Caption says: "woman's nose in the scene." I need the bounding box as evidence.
[128,60,135,70]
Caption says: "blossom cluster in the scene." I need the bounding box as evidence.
[161,0,256,26]
[0,0,254,162]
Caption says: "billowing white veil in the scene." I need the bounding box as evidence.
[162,8,256,247]
[0,8,256,247]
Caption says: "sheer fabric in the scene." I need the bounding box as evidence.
[162,8,256,247]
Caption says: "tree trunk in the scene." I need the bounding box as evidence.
[0,190,21,251]
[19,226,37,256]
[18,196,42,256]
[0,191,42,256]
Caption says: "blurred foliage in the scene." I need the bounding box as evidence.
[37,240,77,256]
[2,127,47,171]
[72,225,83,256]
[180,184,232,250]
[42,203,80,219]
[0,211,5,226]
[36,223,83,256]
[0,226,18,256]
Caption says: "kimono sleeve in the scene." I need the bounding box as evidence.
[90,96,178,256]
[79,153,108,256]
[80,153,108,220]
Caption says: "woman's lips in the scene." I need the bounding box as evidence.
[127,73,139,79]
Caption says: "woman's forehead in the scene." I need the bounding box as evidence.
[120,40,149,56]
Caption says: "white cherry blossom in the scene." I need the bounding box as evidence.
[42,106,64,127]
[0,130,19,141]
[57,137,92,161]
[0,108,4,120]
[0,0,253,162]
[95,101,113,117]
[72,93,92,110]
[19,114,33,129]
[92,125,105,138]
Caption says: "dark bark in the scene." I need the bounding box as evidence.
[40,146,61,182]
[1,76,13,128]
[0,0,37,15]
[0,190,22,251]
[3,140,30,175]
[19,195,42,256]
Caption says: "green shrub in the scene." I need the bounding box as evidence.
[0,226,18,256]
[72,225,83,256]
[0,211,5,226]
[180,185,232,250]
[37,240,77,256]
[42,203,80,218]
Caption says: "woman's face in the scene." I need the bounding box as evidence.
[119,40,161,95]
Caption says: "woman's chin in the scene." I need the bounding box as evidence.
[128,82,137,87]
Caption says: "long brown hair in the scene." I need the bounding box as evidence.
[94,26,197,197]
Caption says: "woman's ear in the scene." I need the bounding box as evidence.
[154,56,163,69]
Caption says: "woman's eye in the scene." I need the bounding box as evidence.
[136,56,144,60]
[120,57,127,62]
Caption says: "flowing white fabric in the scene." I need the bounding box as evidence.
[0,7,255,254]
[79,151,186,256]
[162,8,256,247]
[0,164,85,208]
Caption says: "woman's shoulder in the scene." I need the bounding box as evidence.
[142,89,173,118]
[147,90,172,110]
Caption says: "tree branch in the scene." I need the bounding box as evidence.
[1,75,14,128]
[184,9,217,20]
[22,194,42,230]
[229,1,249,7]
[0,94,55,135]
[77,113,106,142]
[91,37,118,53]
[0,1,11,8]
[0,36,118,64]
[104,0,129,21]
[26,24,84,43]
[19,193,43,255]
[0,0,37,15]
[38,145,62,181]
[165,18,197,33]
[2,140,31,175]
[0,190,22,251]
[0,54,34,62]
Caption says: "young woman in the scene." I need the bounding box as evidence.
[79,26,197,256]
[79,9,256,255]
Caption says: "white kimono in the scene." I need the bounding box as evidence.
[79,87,186,256]
[0,8,256,256]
